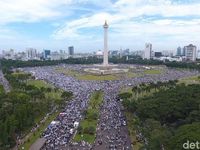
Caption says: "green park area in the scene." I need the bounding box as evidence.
[144,69,162,75]
[0,71,70,149]
[119,80,200,150]
[19,79,64,150]
[27,79,53,88]
[27,79,63,100]
[178,75,200,85]
[56,67,119,80]
[55,67,140,81]
[73,91,103,143]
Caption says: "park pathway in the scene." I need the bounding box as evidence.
[0,70,11,92]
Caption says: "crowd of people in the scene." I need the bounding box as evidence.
[22,64,199,150]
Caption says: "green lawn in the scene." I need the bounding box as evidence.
[77,74,118,81]
[73,91,103,143]
[55,68,79,77]
[73,120,97,143]
[56,67,119,81]
[56,67,144,81]
[27,79,62,100]
[126,72,138,78]
[27,80,53,88]
[144,69,162,75]
[20,111,59,150]
[178,76,200,85]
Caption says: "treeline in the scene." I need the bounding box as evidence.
[165,61,200,70]
[1,57,200,72]
[0,71,72,149]
[119,82,200,150]
[0,57,102,70]
[110,56,164,65]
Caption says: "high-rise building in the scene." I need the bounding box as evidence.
[182,47,186,56]
[43,49,51,60]
[143,43,152,59]
[154,52,162,57]
[184,44,197,61]
[176,47,182,56]
[26,48,37,60]
[2,49,15,59]
[197,50,200,59]
[68,46,74,56]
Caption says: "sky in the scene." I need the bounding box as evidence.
[0,0,200,52]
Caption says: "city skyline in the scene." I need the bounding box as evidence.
[1,0,200,52]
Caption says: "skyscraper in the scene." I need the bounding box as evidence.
[43,49,51,60]
[184,44,197,61]
[68,46,74,56]
[176,47,182,56]
[26,48,37,60]
[143,43,152,59]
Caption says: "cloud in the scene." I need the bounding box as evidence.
[1,0,200,51]
[50,0,200,51]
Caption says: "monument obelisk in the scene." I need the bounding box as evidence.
[84,20,128,74]
[103,20,109,66]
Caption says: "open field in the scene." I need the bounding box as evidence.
[27,80,53,88]
[27,79,62,100]
[55,67,143,81]
[144,69,162,75]
[73,91,103,143]
[78,74,118,80]
[178,75,200,85]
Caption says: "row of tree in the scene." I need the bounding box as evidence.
[119,82,200,150]
[0,70,73,149]
[2,57,200,71]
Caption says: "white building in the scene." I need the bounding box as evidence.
[184,44,197,61]
[26,48,38,60]
[143,43,152,59]
[96,50,103,58]
[2,49,15,59]
[50,51,68,60]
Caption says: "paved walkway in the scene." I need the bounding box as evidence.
[0,70,11,92]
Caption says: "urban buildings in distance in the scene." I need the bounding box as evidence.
[0,43,199,62]
[143,43,153,60]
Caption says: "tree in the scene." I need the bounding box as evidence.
[168,123,200,150]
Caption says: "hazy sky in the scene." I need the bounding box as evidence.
[0,0,200,52]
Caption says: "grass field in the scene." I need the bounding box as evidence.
[73,91,103,143]
[56,67,142,81]
[55,68,78,77]
[178,75,200,85]
[144,69,162,75]
[126,72,138,78]
[77,74,118,81]
[27,79,62,100]
[27,80,53,88]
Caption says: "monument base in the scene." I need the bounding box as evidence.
[84,64,129,75]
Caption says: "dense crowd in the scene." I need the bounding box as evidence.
[22,64,199,150]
